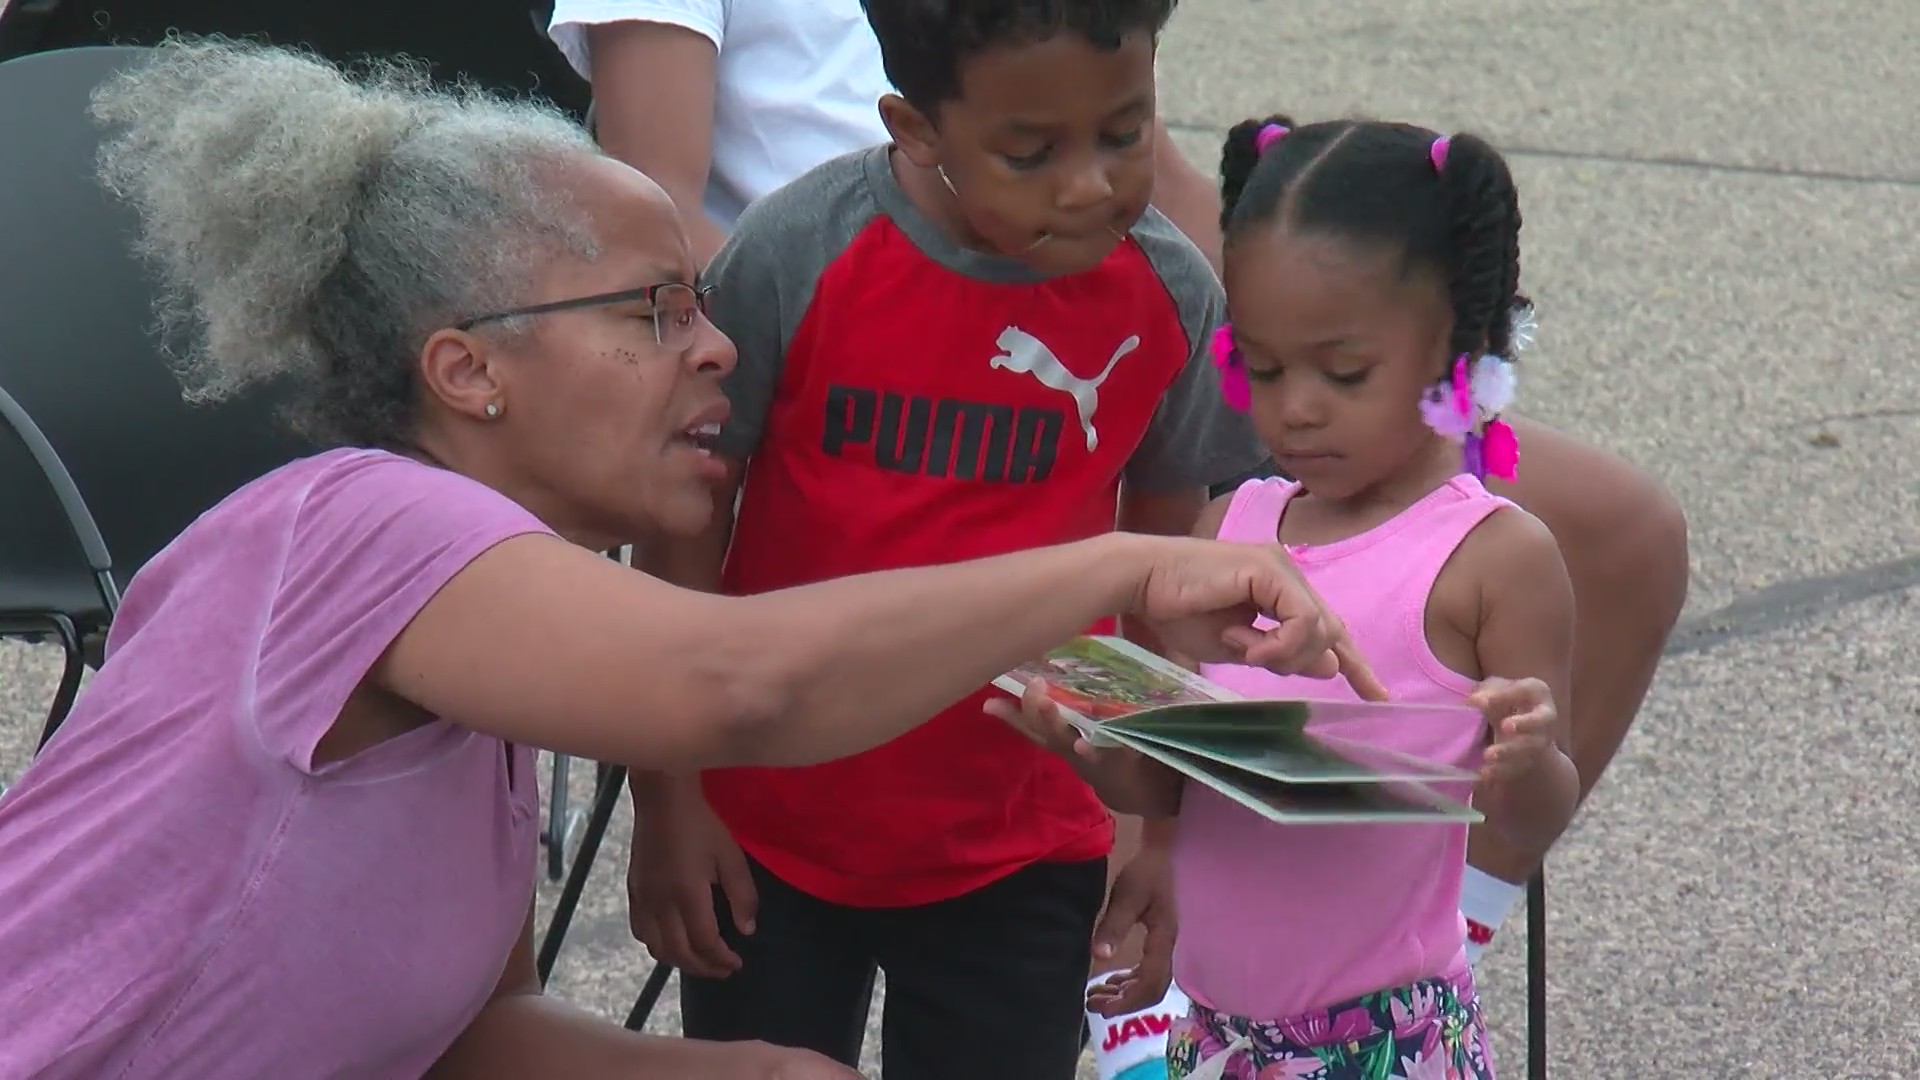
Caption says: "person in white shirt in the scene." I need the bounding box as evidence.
[547,0,1224,269]
[548,0,891,264]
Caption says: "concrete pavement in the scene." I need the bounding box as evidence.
[3,0,1916,1076]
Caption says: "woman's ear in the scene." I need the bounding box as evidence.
[418,328,504,423]
[879,93,941,169]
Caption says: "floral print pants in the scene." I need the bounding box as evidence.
[1166,969,1495,1080]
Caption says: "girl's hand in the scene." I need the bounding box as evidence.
[1468,676,1561,787]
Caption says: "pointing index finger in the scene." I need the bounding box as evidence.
[1331,636,1390,702]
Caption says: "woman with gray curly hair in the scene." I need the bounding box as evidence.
[0,37,1379,1080]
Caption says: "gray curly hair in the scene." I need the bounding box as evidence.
[90,37,604,446]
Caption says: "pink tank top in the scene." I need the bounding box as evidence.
[1170,474,1510,1022]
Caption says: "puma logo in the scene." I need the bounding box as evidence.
[989,326,1140,451]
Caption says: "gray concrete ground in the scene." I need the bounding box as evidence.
[3,0,1917,1076]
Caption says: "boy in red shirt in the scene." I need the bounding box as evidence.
[633,1,1261,1076]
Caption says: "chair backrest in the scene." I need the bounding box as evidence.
[0,0,60,62]
[0,45,315,598]
[0,382,114,633]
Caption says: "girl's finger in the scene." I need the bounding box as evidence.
[1466,676,1510,711]
[1501,707,1556,738]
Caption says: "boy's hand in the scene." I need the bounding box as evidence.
[629,783,758,980]
[984,677,1118,766]
[1086,840,1176,1017]
[1470,676,1562,788]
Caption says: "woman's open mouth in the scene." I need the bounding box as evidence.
[677,421,722,455]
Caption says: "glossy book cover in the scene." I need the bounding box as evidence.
[994,636,1484,826]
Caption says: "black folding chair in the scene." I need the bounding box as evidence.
[0,382,116,750]
[0,45,312,752]
[0,43,594,879]
[532,760,675,1030]
[1527,870,1546,1080]
[4,1,593,879]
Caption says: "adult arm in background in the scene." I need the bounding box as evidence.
[623,463,754,979]
[427,908,856,1079]
[586,19,731,267]
[1468,419,1690,889]
[1149,116,1225,280]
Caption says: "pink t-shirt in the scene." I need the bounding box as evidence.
[1170,475,1508,1022]
[0,448,555,1079]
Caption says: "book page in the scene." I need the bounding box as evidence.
[1102,731,1482,826]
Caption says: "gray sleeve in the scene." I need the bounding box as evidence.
[1122,208,1271,493]
[704,150,883,461]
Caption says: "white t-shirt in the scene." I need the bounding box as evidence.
[549,0,894,230]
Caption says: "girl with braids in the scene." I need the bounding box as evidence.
[995,114,1579,1080]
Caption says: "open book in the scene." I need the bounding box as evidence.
[992,635,1485,826]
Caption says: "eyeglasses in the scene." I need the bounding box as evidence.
[454,281,716,350]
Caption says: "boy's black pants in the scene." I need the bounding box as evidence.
[682,853,1108,1080]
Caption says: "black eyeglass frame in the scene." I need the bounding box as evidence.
[453,282,717,346]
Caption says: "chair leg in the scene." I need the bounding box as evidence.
[624,959,676,1031]
[35,614,84,753]
[1527,869,1547,1080]
[545,753,575,882]
[537,762,627,985]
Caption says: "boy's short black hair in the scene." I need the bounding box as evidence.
[860,0,1177,116]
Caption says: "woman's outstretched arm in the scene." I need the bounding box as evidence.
[378,530,1378,771]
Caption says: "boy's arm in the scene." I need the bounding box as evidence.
[637,460,743,590]
[1125,215,1270,508]
[629,462,740,801]
[1114,485,1208,659]
[554,3,729,264]
[626,156,865,784]
[1471,508,1581,852]
[1111,485,1210,841]
[627,183,789,805]
[1071,748,1186,819]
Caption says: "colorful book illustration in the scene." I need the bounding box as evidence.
[992,635,1485,826]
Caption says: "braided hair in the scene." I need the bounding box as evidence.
[1217,114,1529,366]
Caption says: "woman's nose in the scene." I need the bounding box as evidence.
[687,315,737,377]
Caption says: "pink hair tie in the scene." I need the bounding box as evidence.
[1429,134,1452,172]
[1255,123,1289,154]
[1209,324,1251,412]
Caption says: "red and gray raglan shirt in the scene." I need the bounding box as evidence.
[701,145,1267,907]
